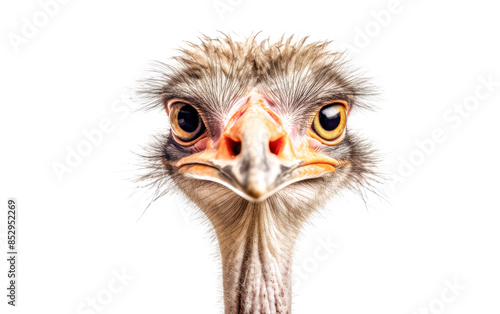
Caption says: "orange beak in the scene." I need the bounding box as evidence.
[174,97,340,202]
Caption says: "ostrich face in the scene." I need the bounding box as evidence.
[169,92,345,202]
[140,36,377,313]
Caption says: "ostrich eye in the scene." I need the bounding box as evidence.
[169,102,206,143]
[311,103,347,142]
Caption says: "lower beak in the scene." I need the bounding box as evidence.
[174,100,339,202]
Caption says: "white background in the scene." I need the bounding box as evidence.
[1,0,499,313]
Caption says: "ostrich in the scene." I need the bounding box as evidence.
[138,35,378,314]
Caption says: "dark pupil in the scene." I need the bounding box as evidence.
[319,105,341,131]
[177,105,200,132]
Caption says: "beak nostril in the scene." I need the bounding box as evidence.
[269,137,284,156]
[227,138,242,157]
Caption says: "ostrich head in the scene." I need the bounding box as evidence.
[139,35,378,313]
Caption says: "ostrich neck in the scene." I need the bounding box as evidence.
[214,202,299,314]
[180,182,321,313]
